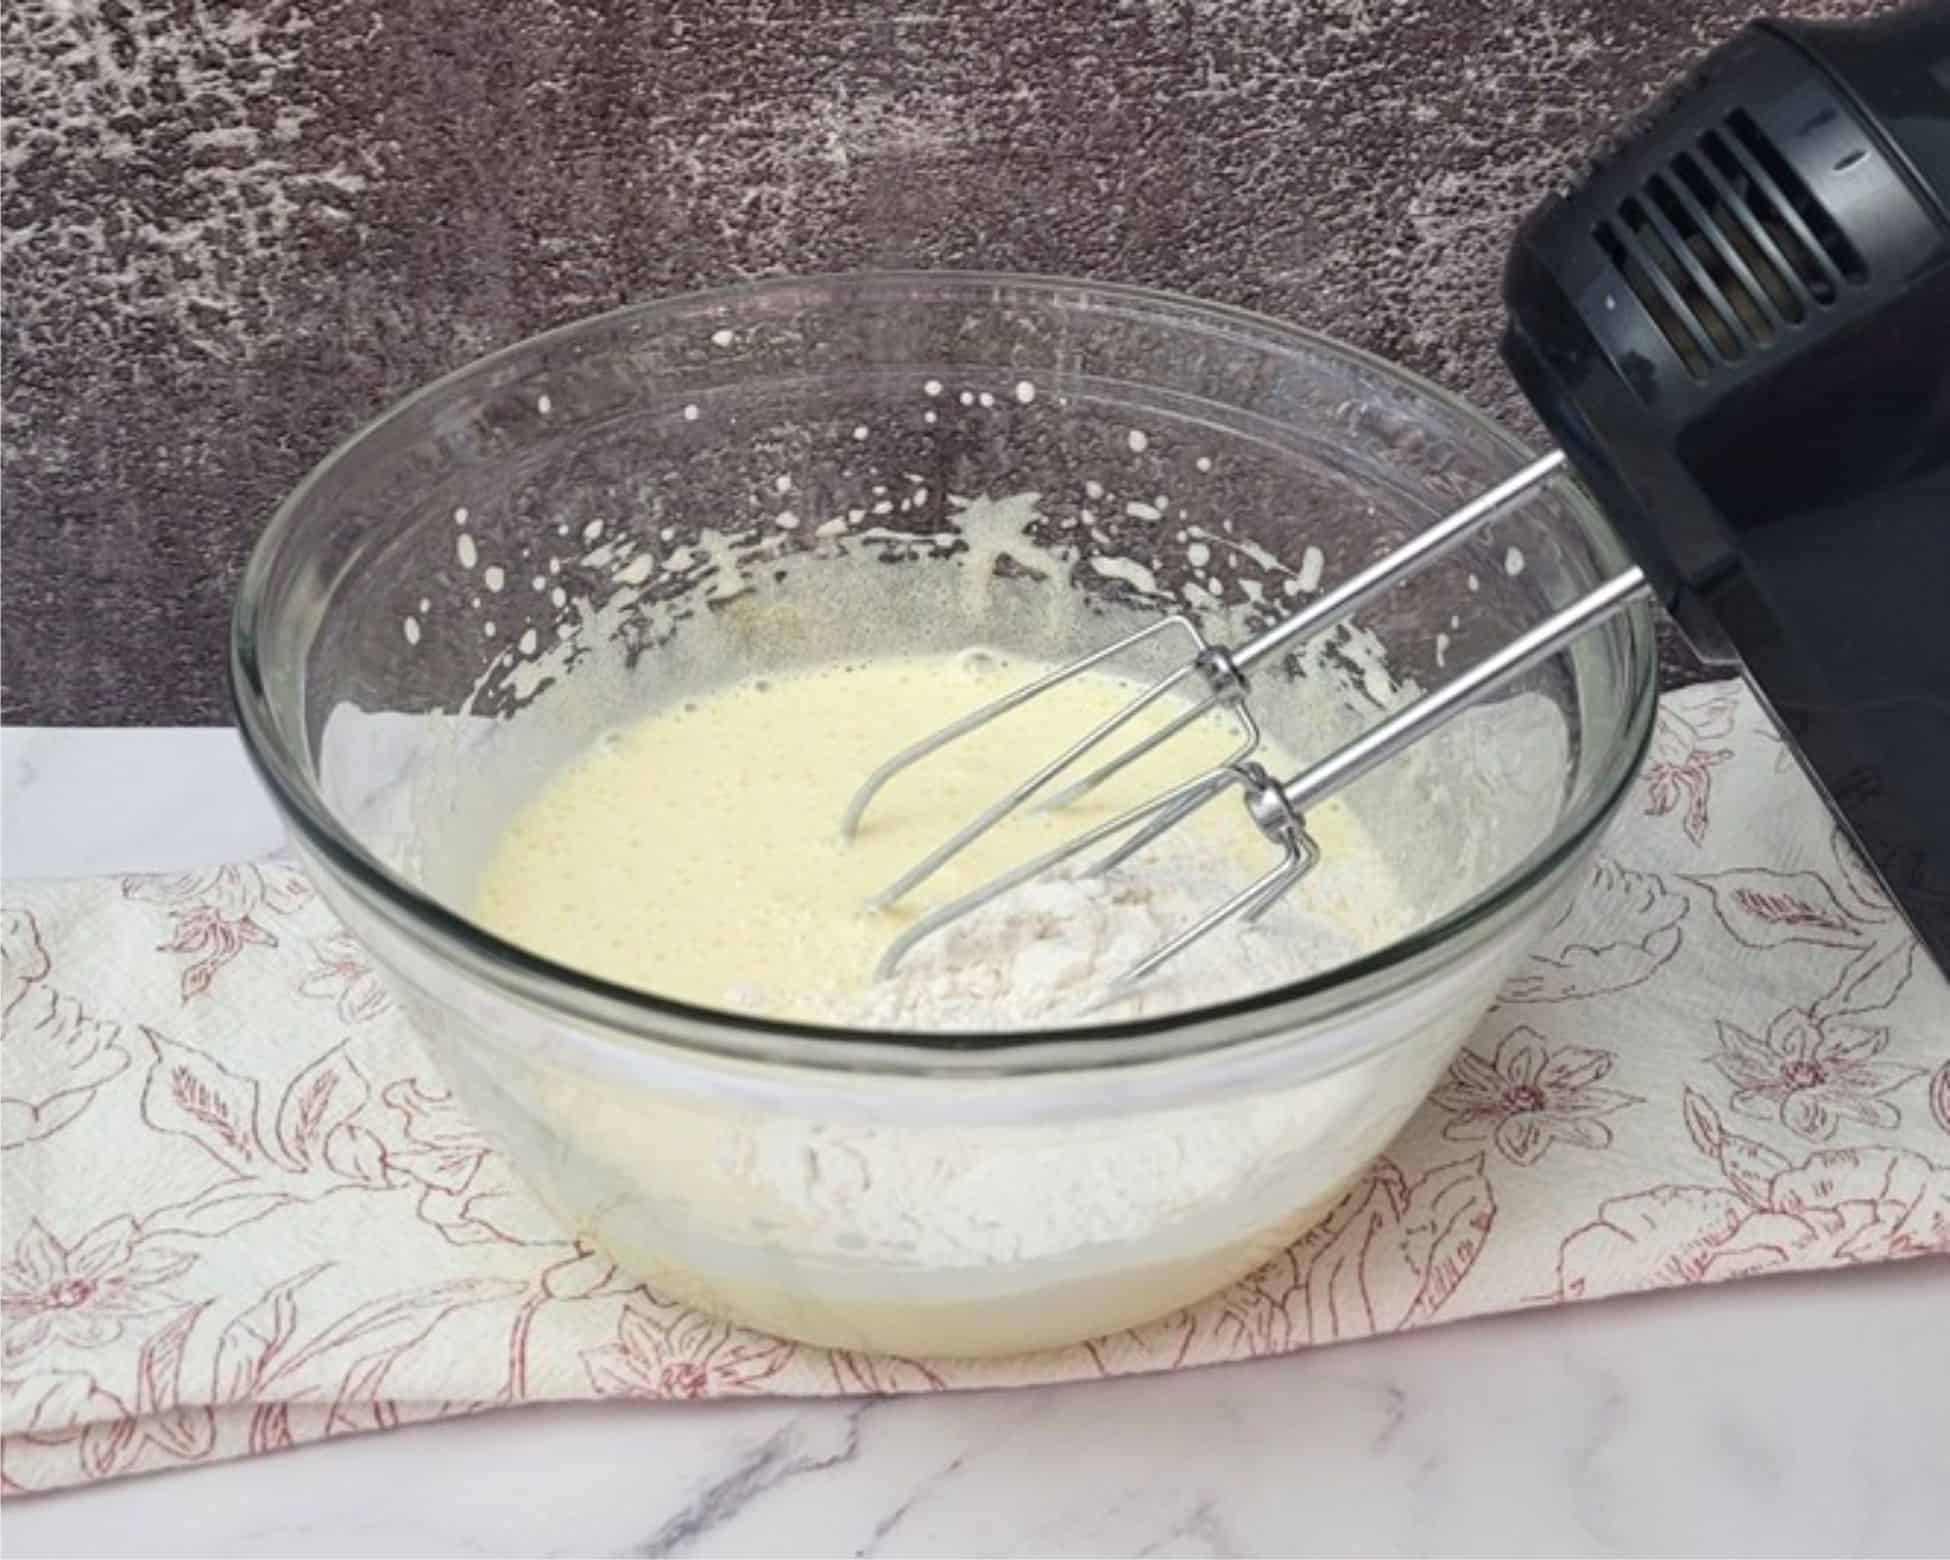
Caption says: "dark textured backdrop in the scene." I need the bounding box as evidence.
[2,0,1884,724]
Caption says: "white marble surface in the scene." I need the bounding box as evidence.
[3,726,1947,1559]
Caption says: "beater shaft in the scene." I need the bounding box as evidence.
[849,449,1570,905]
[853,444,1655,996]
[1227,450,1569,676]
[877,563,1652,984]
[1037,451,1569,816]
[1276,565,1648,817]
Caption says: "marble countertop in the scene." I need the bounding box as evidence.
[4,727,1947,1559]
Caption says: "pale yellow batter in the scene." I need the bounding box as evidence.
[473,649,1404,1027]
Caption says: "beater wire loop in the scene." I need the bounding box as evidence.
[852,451,1652,998]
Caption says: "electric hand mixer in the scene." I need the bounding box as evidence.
[848,4,1950,991]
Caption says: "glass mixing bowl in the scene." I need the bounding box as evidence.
[232,273,1656,1357]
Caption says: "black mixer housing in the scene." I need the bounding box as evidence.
[1500,4,1950,969]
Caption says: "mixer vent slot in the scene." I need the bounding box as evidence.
[1726,110,1867,287]
[1670,151,1800,331]
[1593,107,1868,378]
[1593,207,1720,380]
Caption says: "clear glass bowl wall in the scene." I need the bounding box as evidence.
[234,274,1655,1355]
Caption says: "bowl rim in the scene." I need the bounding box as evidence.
[230,268,1659,1071]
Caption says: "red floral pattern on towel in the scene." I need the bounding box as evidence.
[1430,1028,1642,1165]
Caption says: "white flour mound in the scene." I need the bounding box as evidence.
[849,851,1365,1031]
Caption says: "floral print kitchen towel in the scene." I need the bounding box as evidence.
[4,679,1947,1494]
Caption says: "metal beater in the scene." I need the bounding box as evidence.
[845,453,1647,988]
[851,4,1950,988]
